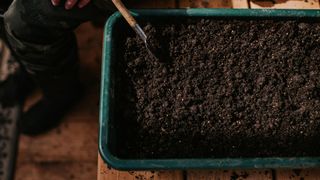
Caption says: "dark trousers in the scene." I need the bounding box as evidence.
[3,0,111,98]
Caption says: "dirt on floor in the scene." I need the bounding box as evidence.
[114,19,320,158]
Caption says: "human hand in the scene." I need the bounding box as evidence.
[51,0,91,10]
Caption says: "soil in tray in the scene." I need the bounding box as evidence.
[113,19,320,158]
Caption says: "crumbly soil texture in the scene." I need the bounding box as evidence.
[113,19,320,158]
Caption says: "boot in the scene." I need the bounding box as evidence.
[20,77,83,136]
[19,34,83,136]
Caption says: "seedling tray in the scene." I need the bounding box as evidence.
[99,9,320,170]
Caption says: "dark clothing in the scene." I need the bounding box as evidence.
[4,0,100,79]
[0,0,13,11]
[3,0,113,98]
[1,0,116,135]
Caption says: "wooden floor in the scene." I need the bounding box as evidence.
[15,0,320,180]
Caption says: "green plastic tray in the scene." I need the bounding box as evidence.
[99,9,320,170]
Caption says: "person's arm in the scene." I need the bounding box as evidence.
[51,0,92,10]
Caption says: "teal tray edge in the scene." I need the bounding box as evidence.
[99,8,320,170]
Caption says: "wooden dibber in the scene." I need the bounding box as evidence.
[112,0,147,43]
[112,0,159,61]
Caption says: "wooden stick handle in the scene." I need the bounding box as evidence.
[112,0,137,28]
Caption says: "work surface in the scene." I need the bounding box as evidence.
[98,0,320,180]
